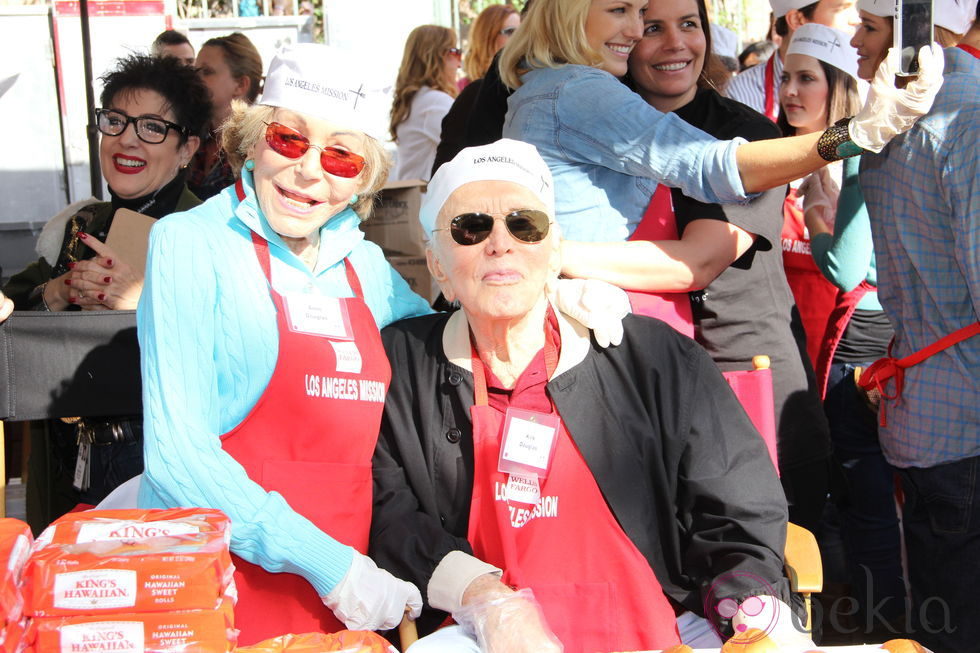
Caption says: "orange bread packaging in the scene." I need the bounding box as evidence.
[26,598,236,653]
[235,630,396,653]
[1,519,33,653]
[23,509,236,617]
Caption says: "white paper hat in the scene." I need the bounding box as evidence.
[771,0,820,18]
[710,24,740,59]
[936,0,977,34]
[787,24,860,79]
[857,0,894,17]
[258,43,388,141]
[419,139,555,239]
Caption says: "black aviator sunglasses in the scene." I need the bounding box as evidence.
[433,210,552,246]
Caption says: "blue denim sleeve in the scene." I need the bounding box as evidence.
[553,69,751,204]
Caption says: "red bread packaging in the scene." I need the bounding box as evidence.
[0,618,26,653]
[26,598,237,652]
[235,630,396,652]
[1,519,33,653]
[23,509,236,617]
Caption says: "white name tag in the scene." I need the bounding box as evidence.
[498,408,560,477]
[282,292,352,340]
[330,341,363,374]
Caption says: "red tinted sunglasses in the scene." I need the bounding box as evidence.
[263,122,366,178]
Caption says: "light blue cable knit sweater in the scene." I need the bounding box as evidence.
[136,169,431,596]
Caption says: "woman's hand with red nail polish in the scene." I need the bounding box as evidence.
[68,234,143,310]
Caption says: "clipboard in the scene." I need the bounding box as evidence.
[105,208,157,276]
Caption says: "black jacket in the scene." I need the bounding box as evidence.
[371,311,793,636]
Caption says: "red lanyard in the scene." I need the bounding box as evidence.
[471,316,560,407]
[763,56,778,122]
[958,43,980,59]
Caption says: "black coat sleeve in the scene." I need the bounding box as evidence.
[370,315,475,635]
[551,316,792,631]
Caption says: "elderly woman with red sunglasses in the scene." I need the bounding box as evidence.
[135,44,427,644]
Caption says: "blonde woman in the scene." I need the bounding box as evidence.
[461,4,520,86]
[497,0,942,239]
[138,44,427,644]
[390,25,461,181]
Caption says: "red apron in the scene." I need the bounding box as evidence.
[814,281,873,399]
[781,189,838,367]
[466,320,681,652]
[221,181,391,644]
[626,184,695,338]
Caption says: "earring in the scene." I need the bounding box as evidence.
[244,159,255,171]
[348,193,359,206]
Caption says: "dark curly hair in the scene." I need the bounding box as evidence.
[99,54,213,142]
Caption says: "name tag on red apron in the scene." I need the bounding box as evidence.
[498,408,559,477]
[497,408,560,508]
[282,292,353,340]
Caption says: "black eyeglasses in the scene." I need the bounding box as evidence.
[447,47,462,56]
[433,210,552,246]
[95,108,187,144]
[500,27,517,37]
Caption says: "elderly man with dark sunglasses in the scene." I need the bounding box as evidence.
[369,139,809,653]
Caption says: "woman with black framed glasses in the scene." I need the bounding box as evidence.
[1,53,210,520]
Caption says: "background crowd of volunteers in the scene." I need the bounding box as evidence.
[0,0,976,651]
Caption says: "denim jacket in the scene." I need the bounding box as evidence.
[503,64,750,241]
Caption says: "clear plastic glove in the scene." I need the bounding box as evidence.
[454,587,562,653]
[0,290,12,323]
[800,167,838,236]
[730,595,814,651]
[849,43,945,153]
[550,277,630,348]
[322,552,422,631]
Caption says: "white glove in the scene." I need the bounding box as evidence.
[730,595,814,651]
[849,43,945,153]
[0,290,13,323]
[550,278,631,348]
[322,552,423,631]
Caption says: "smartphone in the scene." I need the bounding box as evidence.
[895,0,934,76]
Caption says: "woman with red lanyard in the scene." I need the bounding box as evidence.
[370,140,811,652]
[785,20,906,632]
[135,45,427,644]
[776,24,863,370]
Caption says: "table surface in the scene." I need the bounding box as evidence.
[637,647,920,652]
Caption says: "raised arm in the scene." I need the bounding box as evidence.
[559,187,783,292]
[740,44,945,193]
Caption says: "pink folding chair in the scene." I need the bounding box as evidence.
[722,355,779,475]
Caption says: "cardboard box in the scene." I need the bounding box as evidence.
[362,180,427,257]
[389,255,439,305]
